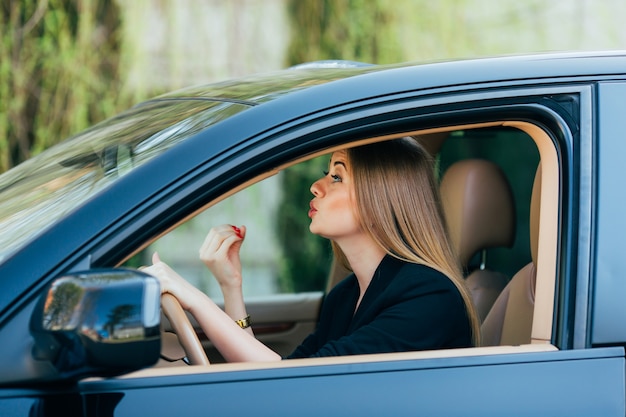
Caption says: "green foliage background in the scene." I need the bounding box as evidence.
[286,0,402,65]
[275,156,330,292]
[0,0,129,172]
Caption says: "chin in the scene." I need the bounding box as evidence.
[308,224,327,238]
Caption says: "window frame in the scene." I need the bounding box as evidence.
[93,84,588,373]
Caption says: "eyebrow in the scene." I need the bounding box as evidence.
[327,154,348,170]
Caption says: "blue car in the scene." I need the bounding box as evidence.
[1,51,625,416]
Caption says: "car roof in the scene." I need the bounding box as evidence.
[154,50,626,106]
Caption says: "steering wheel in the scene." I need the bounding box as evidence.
[161,293,210,365]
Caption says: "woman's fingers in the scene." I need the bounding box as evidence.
[199,227,222,261]
[200,224,245,264]
[231,225,246,239]
[143,254,177,286]
[143,255,188,297]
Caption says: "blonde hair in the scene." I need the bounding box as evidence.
[332,137,481,346]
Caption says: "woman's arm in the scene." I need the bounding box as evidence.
[143,253,281,362]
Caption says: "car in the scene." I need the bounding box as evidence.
[1,50,625,416]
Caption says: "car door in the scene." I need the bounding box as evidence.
[76,346,623,417]
[73,82,624,416]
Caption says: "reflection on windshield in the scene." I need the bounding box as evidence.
[0,65,383,263]
[0,100,250,262]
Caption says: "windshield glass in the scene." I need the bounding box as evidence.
[0,64,381,263]
[0,99,250,262]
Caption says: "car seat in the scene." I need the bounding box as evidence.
[440,159,516,322]
[480,163,541,346]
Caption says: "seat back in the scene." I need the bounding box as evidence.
[481,163,541,346]
[440,159,516,321]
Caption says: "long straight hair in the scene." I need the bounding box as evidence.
[332,137,481,346]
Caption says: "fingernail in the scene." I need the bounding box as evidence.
[232,225,242,238]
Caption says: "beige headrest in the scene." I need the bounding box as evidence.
[529,163,541,264]
[440,159,516,266]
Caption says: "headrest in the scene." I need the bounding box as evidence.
[440,159,516,267]
[529,163,541,264]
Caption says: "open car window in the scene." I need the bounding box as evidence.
[125,156,334,361]
[120,119,558,371]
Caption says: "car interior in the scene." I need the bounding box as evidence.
[119,120,560,378]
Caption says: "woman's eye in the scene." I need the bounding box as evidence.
[323,170,342,182]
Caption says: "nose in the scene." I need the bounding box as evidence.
[310,177,324,197]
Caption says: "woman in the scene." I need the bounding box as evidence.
[144,137,480,362]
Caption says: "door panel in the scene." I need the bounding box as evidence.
[82,346,625,417]
[241,292,322,358]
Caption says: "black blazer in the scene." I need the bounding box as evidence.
[287,255,472,358]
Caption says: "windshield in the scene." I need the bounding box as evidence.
[0,99,250,262]
[0,64,380,263]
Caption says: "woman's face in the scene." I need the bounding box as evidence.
[308,150,361,241]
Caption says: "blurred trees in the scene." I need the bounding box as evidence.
[0,0,128,172]
[286,0,402,66]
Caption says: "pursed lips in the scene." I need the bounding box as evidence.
[308,201,317,218]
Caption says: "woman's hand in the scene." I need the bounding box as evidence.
[143,251,279,362]
[199,224,246,290]
[142,252,200,310]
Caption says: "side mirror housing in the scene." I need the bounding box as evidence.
[30,269,161,380]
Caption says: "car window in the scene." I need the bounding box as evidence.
[120,119,561,377]
[130,125,542,306]
[437,127,540,278]
[128,155,333,298]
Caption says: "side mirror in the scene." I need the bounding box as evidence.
[30,269,161,380]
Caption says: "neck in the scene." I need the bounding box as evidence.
[339,239,386,295]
